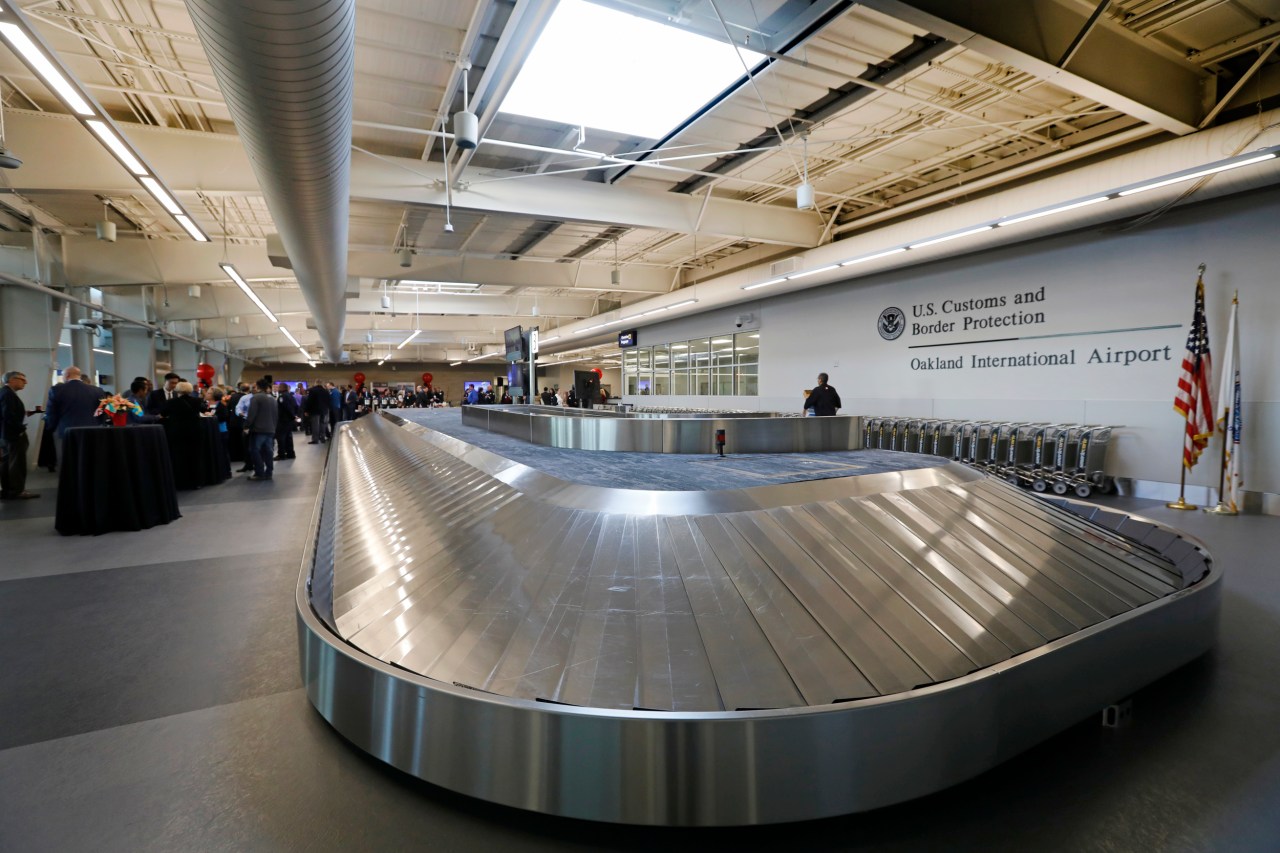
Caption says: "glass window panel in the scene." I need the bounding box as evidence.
[687,338,710,368]
[734,365,758,396]
[672,370,689,395]
[713,369,733,395]
[711,336,734,368]
[653,369,670,395]
[638,369,652,394]
[638,347,652,369]
[670,343,689,370]
[624,349,638,371]
[627,373,639,394]
[734,331,759,365]
[693,366,710,395]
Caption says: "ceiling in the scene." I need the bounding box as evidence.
[1,0,1278,368]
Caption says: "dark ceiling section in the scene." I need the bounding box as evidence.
[667,34,950,196]
[500,219,561,259]
[559,225,629,263]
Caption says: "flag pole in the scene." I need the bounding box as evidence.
[1168,263,1210,511]
[1206,290,1239,515]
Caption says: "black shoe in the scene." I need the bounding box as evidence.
[307,440,319,444]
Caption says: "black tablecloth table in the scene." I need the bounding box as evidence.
[55,425,181,535]
[165,416,231,489]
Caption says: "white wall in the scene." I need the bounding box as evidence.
[628,187,1280,493]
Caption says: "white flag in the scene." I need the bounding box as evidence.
[1217,297,1243,512]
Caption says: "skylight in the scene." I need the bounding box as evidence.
[500,0,764,140]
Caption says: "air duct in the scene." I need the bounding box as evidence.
[186,0,355,363]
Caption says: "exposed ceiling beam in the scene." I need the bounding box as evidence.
[861,0,1210,134]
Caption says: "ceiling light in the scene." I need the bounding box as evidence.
[787,264,839,281]
[220,263,277,323]
[619,314,644,323]
[1117,152,1277,196]
[92,347,113,355]
[467,352,491,362]
[0,23,93,116]
[85,120,147,175]
[908,225,994,250]
[997,196,1110,227]
[840,248,907,266]
[173,214,209,242]
[397,330,421,349]
[664,299,697,310]
[641,307,667,316]
[377,359,386,366]
[139,176,181,215]
[397,280,481,288]
[449,360,462,366]
[742,276,788,292]
[278,326,301,348]
[540,335,560,343]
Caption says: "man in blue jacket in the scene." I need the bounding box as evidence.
[328,382,342,430]
[45,366,107,464]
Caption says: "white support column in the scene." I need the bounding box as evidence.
[103,288,156,392]
[169,336,198,383]
[0,283,62,466]
[68,287,95,380]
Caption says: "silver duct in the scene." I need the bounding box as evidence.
[186,0,354,363]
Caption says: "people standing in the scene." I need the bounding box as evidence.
[45,366,107,465]
[0,370,39,500]
[275,382,298,460]
[803,372,842,416]
[146,372,180,415]
[304,382,330,443]
[328,382,342,429]
[244,378,279,481]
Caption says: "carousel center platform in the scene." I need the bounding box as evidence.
[296,410,1220,826]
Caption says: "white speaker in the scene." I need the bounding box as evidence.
[796,182,815,210]
[96,220,117,242]
[453,110,479,149]
[398,247,412,268]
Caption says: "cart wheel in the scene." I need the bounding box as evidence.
[1031,479,1048,493]
[1074,483,1093,499]
[1052,481,1069,495]
[1007,474,1021,487]
[1100,477,1116,495]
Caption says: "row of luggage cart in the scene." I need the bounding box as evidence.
[862,417,1116,498]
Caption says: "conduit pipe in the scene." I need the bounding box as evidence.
[186,0,355,363]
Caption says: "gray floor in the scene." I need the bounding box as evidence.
[2,427,1279,851]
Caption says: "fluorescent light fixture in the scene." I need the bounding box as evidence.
[85,120,148,176]
[1117,152,1277,196]
[308,361,317,367]
[449,361,462,366]
[467,352,492,362]
[641,308,668,316]
[278,326,301,348]
[541,335,560,343]
[173,214,209,242]
[139,176,181,215]
[58,342,70,348]
[377,359,386,366]
[670,344,688,349]
[619,314,645,323]
[220,263,278,323]
[397,330,421,349]
[840,247,907,266]
[92,347,113,355]
[0,23,93,116]
[787,264,839,281]
[997,196,1109,227]
[742,276,788,292]
[498,0,765,139]
[908,225,994,250]
[397,280,481,288]
[664,299,697,310]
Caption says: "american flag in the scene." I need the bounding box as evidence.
[1173,276,1214,468]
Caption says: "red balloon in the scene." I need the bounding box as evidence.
[422,372,433,385]
[591,367,603,379]
[195,363,215,387]
[353,372,366,385]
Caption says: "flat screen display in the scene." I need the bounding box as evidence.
[618,329,638,348]
[504,326,524,361]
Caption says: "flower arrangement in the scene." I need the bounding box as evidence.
[96,395,144,425]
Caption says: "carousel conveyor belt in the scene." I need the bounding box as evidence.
[297,412,1220,826]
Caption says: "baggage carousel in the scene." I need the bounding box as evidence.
[297,410,1220,826]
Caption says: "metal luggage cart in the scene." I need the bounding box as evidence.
[1058,425,1116,497]
[1034,425,1090,494]
[986,422,1033,478]
[933,420,964,459]
[863,417,883,449]
[887,417,911,451]
[959,421,996,465]
[903,419,928,454]
[1004,423,1052,487]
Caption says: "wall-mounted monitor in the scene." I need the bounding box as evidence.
[504,325,525,362]
[618,329,638,348]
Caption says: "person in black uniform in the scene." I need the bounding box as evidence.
[0,370,38,500]
[803,372,842,416]
[275,382,298,459]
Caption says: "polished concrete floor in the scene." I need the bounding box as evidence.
[2,428,1279,851]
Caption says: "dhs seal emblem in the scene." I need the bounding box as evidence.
[878,307,905,340]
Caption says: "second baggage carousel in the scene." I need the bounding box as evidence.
[297,409,1220,825]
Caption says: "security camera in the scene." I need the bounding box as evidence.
[735,312,754,328]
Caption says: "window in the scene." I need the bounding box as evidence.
[621,330,759,397]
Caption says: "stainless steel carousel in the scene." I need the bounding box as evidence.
[296,409,1220,826]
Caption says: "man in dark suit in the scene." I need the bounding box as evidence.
[0,370,39,500]
[45,366,107,464]
[145,372,181,415]
[803,372,842,416]
[304,382,330,443]
[275,383,298,460]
